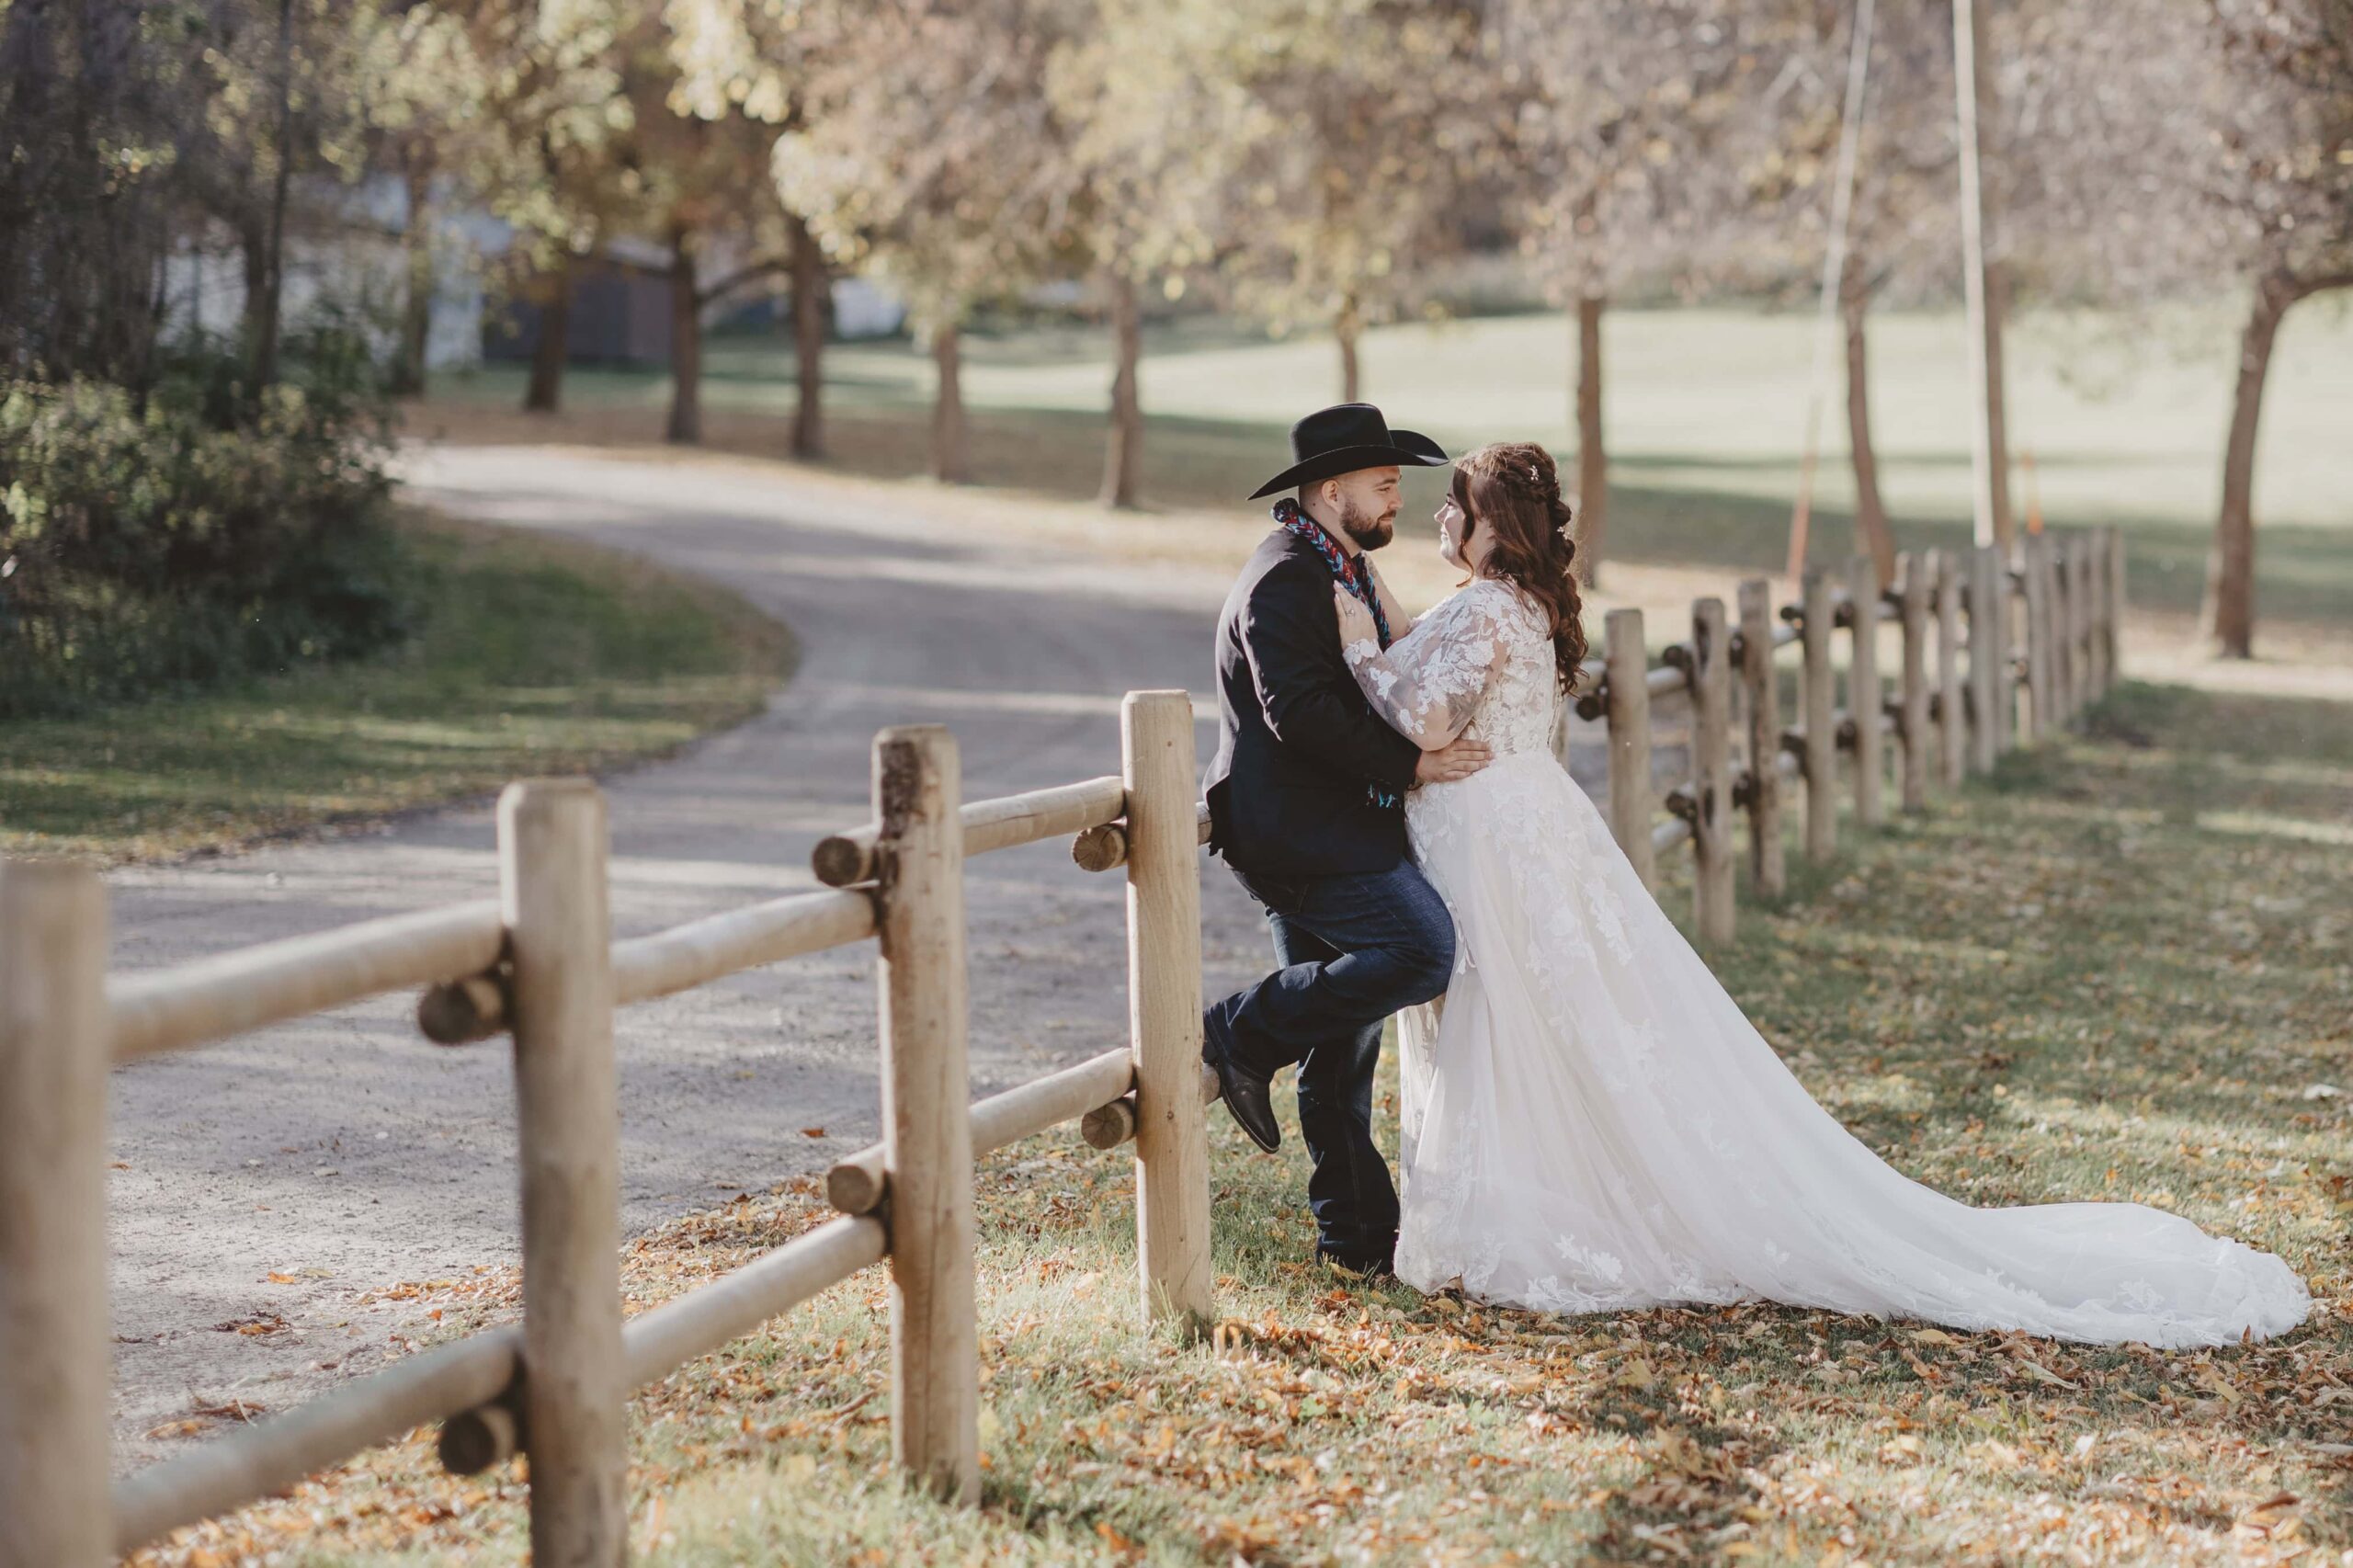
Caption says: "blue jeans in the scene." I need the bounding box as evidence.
[1203,859,1455,1263]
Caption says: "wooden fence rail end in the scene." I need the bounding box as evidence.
[1068,802,1211,876]
[1079,1062,1221,1152]
[813,776,1126,887]
[827,1046,1138,1215]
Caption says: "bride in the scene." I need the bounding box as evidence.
[1329,440,2310,1347]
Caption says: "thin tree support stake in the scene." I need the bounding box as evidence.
[873,726,979,1502]
[0,861,112,1568]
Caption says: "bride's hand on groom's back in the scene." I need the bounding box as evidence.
[1415,734,1492,786]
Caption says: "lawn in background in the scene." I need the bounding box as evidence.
[415,300,2353,630]
[132,678,2352,1565]
[0,511,794,862]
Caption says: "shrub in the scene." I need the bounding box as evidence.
[0,327,416,717]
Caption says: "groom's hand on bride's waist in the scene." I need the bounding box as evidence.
[1414,735,1493,786]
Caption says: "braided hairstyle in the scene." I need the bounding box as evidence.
[1449,442,1588,692]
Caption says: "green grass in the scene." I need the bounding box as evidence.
[0,511,794,861]
[422,298,2353,627]
[134,681,2352,1566]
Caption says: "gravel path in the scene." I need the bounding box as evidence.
[101,446,1620,1469]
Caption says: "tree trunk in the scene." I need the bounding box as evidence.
[1336,292,1361,403]
[789,212,826,460]
[665,221,701,445]
[1574,290,1607,587]
[931,320,969,483]
[390,144,434,398]
[1843,280,1895,589]
[1100,268,1142,510]
[523,258,570,415]
[2203,272,2294,659]
[249,0,295,391]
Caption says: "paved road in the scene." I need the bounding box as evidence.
[102,446,1286,1464]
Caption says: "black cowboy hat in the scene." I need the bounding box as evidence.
[1247,403,1449,500]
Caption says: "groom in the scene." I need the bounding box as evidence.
[1200,403,1493,1278]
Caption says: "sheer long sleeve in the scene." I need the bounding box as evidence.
[1341,582,1522,749]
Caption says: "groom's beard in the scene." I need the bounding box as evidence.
[1338,497,1397,551]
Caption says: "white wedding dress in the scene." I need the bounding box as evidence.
[1342,577,2310,1346]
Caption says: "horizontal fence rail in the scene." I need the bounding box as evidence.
[1563,533,2123,945]
[0,689,1218,1566]
[0,534,2124,1565]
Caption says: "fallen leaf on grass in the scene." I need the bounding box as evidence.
[2012,1357,2078,1390]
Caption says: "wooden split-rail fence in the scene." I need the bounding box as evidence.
[1567,529,2125,942]
[0,530,2122,1566]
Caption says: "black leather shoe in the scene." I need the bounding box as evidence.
[1201,1034,1281,1153]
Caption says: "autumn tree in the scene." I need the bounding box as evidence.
[771,0,1069,482]
[2024,0,2350,656]
[1491,0,1813,585]
[2190,0,2350,656]
[1196,0,1488,403]
[1046,0,1240,509]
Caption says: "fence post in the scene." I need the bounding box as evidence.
[1897,551,1931,812]
[0,861,111,1568]
[1935,551,1966,789]
[2080,534,2098,710]
[2021,536,2052,743]
[2083,532,2109,698]
[1604,608,1655,887]
[1736,579,1785,900]
[2049,535,2073,728]
[499,780,628,1565]
[1689,599,1735,943]
[2105,526,2128,686]
[1846,555,1884,828]
[1801,569,1838,858]
[871,726,978,1503]
[1122,691,1213,1335]
[1967,546,2005,771]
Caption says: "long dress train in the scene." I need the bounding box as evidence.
[1340,577,2309,1347]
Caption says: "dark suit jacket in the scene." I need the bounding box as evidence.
[1204,528,1422,877]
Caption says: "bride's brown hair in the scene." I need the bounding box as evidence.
[1450,442,1587,691]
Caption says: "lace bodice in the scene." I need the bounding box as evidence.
[1342,579,1561,758]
